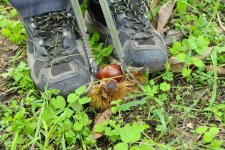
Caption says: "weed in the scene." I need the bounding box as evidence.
[1,61,37,95]
[89,32,113,65]
[195,126,223,149]
[0,3,27,45]
[0,1,225,149]
[0,86,96,149]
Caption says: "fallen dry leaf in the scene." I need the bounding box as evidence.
[186,122,194,129]
[169,56,185,72]
[177,128,193,141]
[150,0,160,8]
[169,47,215,72]
[92,109,112,140]
[197,47,214,60]
[157,0,176,34]
[151,18,158,29]
[149,0,160,28]
[206,66,225,76]
[165,30,184,46]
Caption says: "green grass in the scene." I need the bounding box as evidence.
[0,0,225,150]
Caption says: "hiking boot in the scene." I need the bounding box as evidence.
[23,11,94,96]
[86,0,168,73]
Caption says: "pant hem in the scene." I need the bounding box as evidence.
[19,1,68,18]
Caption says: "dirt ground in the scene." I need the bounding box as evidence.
[0,36,23,103]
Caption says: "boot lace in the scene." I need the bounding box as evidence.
[111,0,154,37]
[33,11,78,66]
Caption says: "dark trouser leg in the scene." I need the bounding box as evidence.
[9,0,84,18]
[87,0,106,25]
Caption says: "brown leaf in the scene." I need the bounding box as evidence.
[197,47,214,60]
[165,30,184,46]
[149,0,160,29]
[169,56,184,72]
[157,0,176,34]
[169,47,215,72]
[151,18,158,29]
[186,122,194,129]
[206,66,225,76]
[150,0,160,8]
[92,109,112,140]
[29,145,38,150]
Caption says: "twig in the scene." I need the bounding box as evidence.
[126,69,143,90]
[0,87,19,98]
[217,13,225,32]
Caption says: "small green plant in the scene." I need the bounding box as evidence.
[142,80,159,98]
[1,1,225,149]
[111,99,146,113]
[1,61,37,94]
[204,104,225,123]
[89,32,113,65]
[171,35,209,77]
[177,0,188,15]
[195,126,223,149]
[171,0,224,80]
[160,82,171,92]
[94,120,152,150]
[0,86,96,149]
[0,4,27,45]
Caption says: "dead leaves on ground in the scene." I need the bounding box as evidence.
[170,61,225,76]
[169,47,214,72]
[91,0,225,141]
[169,46,225,76]
[197,47,215,60]
[169,56,185,72]
[152,2,225,76]
[165,30,184,46]
[150,0,176,34]
[157,0,176,34]
[206,66,225,76]
[150,0,160,8]
[92,109,112,140]
[151,0,183,45]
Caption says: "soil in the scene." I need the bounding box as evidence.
[0,36,22,104]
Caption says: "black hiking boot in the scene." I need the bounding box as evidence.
[86,0,168,73]
[23,10,95,96]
